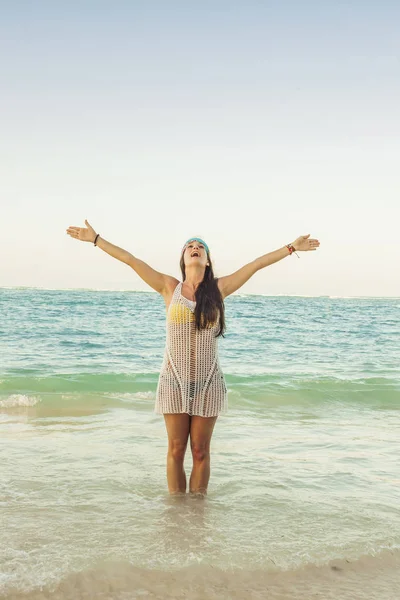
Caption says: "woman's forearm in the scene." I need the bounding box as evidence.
[95,236,131,264]
[254,245,293,271]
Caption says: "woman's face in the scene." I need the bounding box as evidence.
[182,240,209,268]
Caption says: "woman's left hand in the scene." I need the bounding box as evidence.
[292,234,320,252]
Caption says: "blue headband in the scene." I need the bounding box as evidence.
[182,237,210,255]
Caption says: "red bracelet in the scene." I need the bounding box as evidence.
[286,243,300,258]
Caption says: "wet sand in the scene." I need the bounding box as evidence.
[3,548,399,600]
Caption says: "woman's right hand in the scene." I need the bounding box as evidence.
[66,219,97,243]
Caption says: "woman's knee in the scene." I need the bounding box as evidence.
[168,440,187,462]
[191,443,209,462]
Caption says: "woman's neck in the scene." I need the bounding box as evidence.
[183,269,204,290]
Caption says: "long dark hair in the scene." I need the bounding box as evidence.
[179,252,226,338]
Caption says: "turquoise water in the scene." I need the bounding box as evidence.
[1,288,399,597]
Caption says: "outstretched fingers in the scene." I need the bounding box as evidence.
[66,227,83,238]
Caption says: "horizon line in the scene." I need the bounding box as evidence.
[0,286,399,300]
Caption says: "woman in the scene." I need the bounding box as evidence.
[66,220,320,496]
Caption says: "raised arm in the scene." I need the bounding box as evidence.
[217,234,320,299]
[66,220,178,295]
[125,253,178,295]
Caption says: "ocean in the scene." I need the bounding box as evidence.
[1,287,399,599]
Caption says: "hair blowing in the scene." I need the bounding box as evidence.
[179,253,226,338]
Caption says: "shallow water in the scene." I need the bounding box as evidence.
[1,288,399,598]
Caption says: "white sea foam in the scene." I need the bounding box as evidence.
[108,391,155,402]
[0,394,40,408]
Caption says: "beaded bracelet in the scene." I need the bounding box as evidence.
[286,243,300,258]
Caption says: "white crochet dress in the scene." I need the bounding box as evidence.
[154,281,228,417]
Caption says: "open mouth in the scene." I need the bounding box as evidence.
[191,252,200,257]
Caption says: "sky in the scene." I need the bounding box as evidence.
[1,1,399,297]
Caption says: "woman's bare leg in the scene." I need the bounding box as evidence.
[189,415,218,495]
[163,413,191,494]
